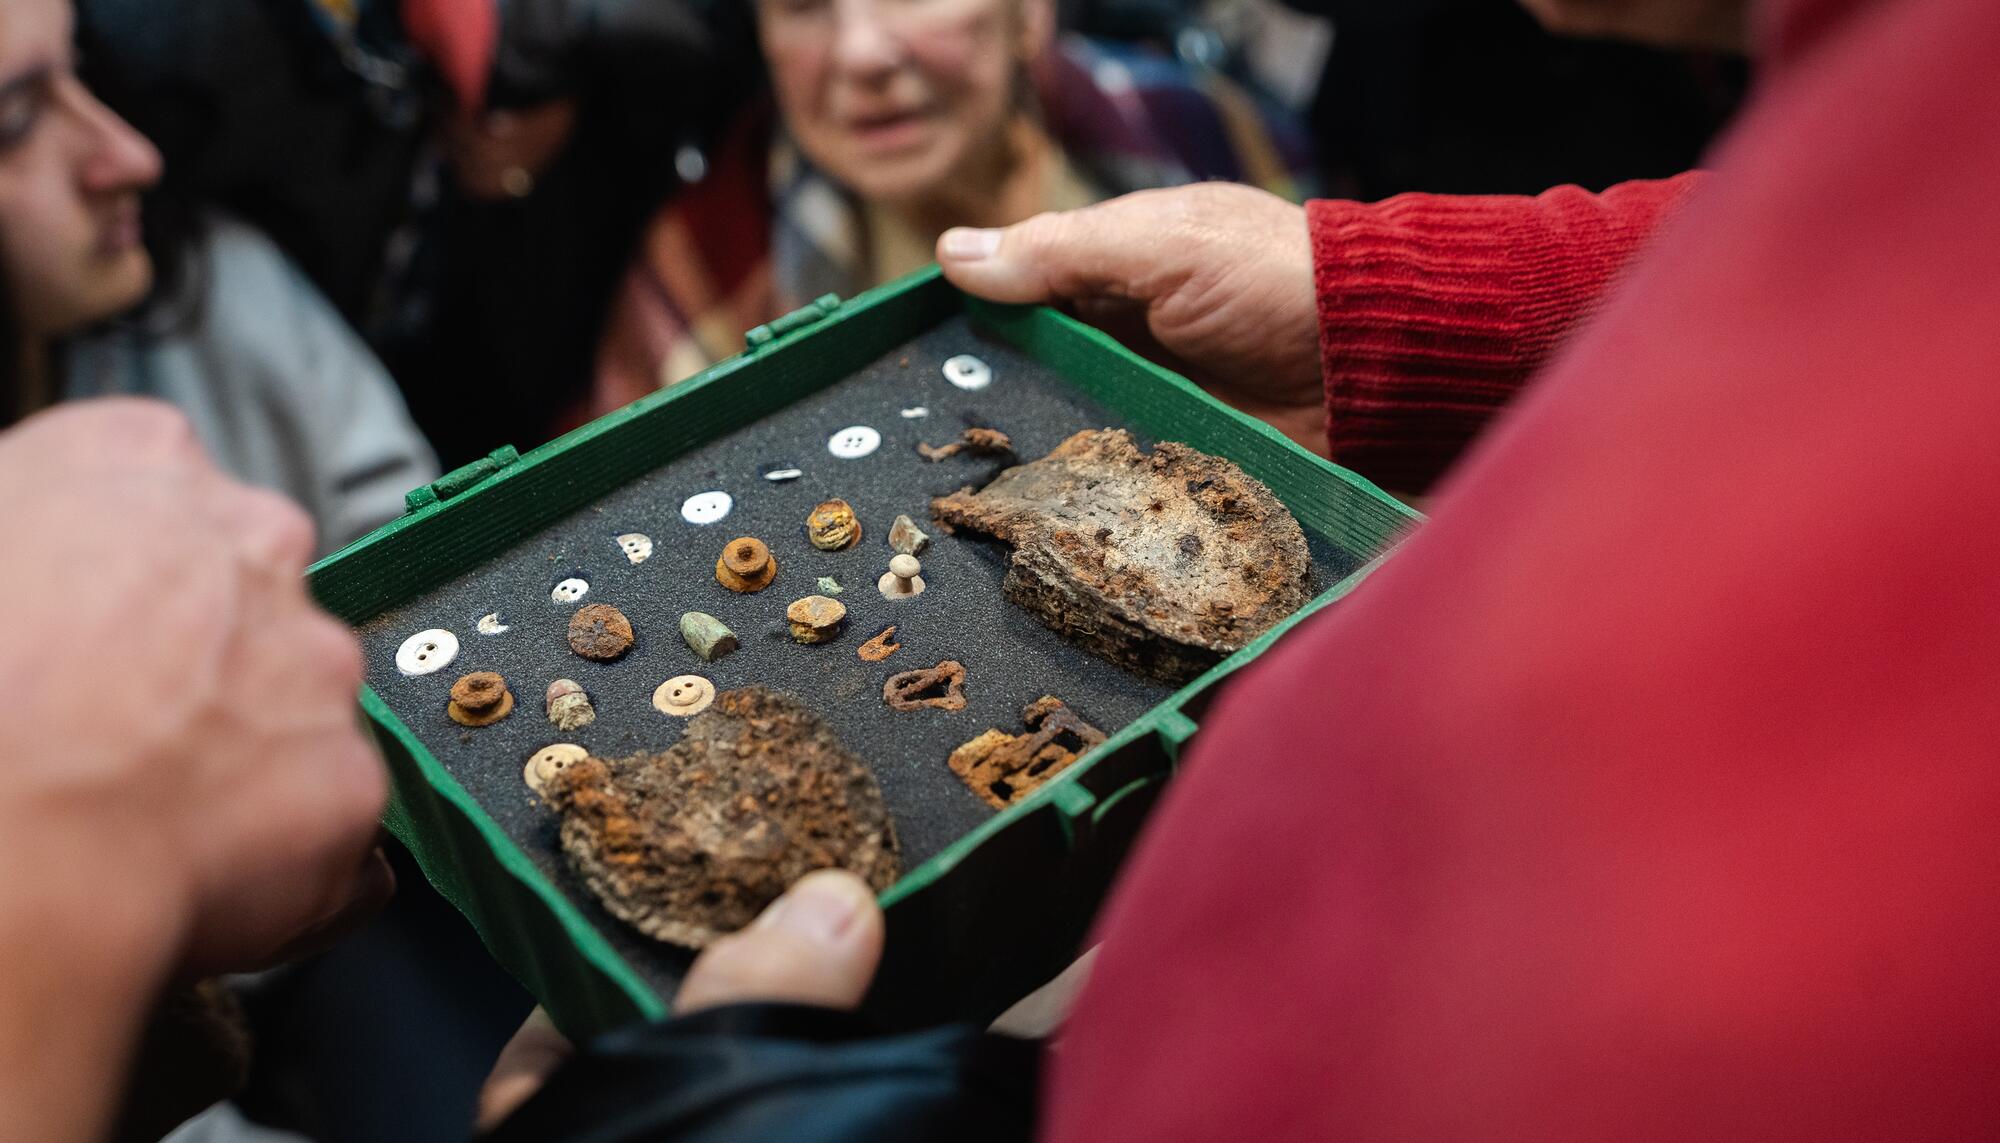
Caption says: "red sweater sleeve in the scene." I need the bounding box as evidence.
[1310,174,1701,492]
[1048,0,2000,1138]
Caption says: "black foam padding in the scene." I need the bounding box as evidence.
[357,316,1360,996]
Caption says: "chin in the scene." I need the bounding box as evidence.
[100,252,155,316]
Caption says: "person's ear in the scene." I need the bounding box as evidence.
[1017,0,1055,62]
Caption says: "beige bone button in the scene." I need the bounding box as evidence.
[653,674,716,717]
[878,554,926,600]
[524,743,589,795]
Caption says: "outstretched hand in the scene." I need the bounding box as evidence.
[937,183,1328,455]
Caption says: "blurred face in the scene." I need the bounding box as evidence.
[0,0,162,339]
[1515,0,1748,50]
[756,0,1051,205]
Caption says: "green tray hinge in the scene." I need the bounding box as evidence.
[404,445,521,513]
[745,293,842,349]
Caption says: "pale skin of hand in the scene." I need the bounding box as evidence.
[0,400,388,1143]
[476,870,886,1131]
[933,183,1329,456]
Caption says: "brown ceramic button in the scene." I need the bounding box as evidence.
[878,554,926,600]
[715,537,777,593]
[786,594,847,644]
[448,671,515,726]
[524,743,589,795]
[653,675,716,717]
[858,625,901,662]
[882,660,967,711]
[568,603,635,661]
[806,499,861,552]
[546,678,596,731]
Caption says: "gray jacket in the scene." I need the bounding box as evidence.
[66,216,437,555]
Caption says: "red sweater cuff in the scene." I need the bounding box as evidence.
[1310,173,1703,492]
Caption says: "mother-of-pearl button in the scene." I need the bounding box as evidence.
[396,629,460,676]
[616,532,654,563]
[653,674,716,717]
[942,354,992,390]
[680,490,733,524]
[476,612,509,635]
[524,743,589,795]
[551,577,590,604]
[827,425,882,459]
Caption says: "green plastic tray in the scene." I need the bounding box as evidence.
[308,266,1419,1038]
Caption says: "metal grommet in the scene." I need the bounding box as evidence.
[396,629,460,676]
[942,354,992,391]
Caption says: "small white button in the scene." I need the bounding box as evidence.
[476,612,510,635]
[900,406,929,419]
[396,629,460,676]
[551,577,590,604]
[762,465,803,483]
[827,425,882,459]
[616,532,654,563]
[942,355,992,391]
[681,490,733,525]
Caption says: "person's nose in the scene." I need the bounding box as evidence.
[830,0,904,81]
[66,78,163,196]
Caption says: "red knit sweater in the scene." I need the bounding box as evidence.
[1310,175,1702,492]
[1047,0,2000,1136]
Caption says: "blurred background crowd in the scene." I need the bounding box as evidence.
[0,1,1746,1138]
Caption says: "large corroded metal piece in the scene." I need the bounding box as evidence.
[931,429,1313,684]
[544,687,900,948]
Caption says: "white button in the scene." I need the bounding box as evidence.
[827,425,882,459]
[551,577,590,604]
[942,354,992,391]
[616,532,654,563]
[476,612,510,635]
[762,465,803,482]
[396,629,460,676]
[900,406,929,419]
[681,490,733,525]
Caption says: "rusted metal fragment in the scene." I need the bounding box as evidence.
[948,697,1106,809]
[930,428,1313,683]
[883,659,967,711]
[918,427,1014,461]
[858,625,901,662]
[545,686,900,948]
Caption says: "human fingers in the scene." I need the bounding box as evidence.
[673,870,885,1015]
[937,187,1199,306]
[476,1008,574,1133]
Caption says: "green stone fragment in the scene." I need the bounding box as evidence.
[817,576,843,596]
[679,612,739,662]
